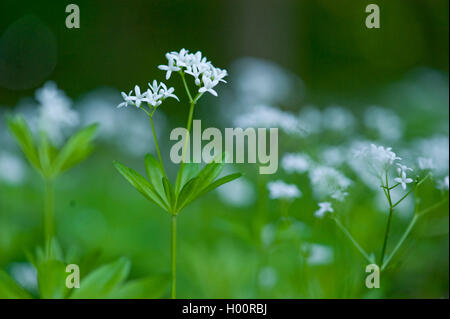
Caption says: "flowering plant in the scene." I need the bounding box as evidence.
[113,49,241,298]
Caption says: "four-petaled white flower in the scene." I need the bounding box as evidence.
[198,76,218,96]
[394,171,414,190]
[314,202,334,218]
[396,163,413,175]
[131,85,147,108]
[158,55,181,80]
[117,91,134,108]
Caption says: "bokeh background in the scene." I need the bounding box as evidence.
[0,0,448,298]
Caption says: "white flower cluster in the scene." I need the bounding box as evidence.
[118,81,178,109]
[267,180,302,200]
[36,81,79,146]
[354,144,402,178]
[309,166,351,201]
[281,153,310,174]
[159,48,227,96]
[314,202,334,218]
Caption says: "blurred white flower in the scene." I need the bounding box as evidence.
[36,81,79,146]
[331,189,349,202]
[234,104,305,137]
[416,135,449,177]
[281,153,310,174]
[216,177,256,207]
[9,262,38,293]
[309,166,351,199]
[437,176,449,191]
[394,171,413,190]
[320,146,346,167]
[314,202,334,218]
[258,266,278,289]
[396,163,413,175]
[417,157,435,170]
[267,180,301,200]
[0,152,26,185]
[364,106,403,141]
[322,106,356,133]
[302,243,334,266]
[354,143,401,178]
[231,57,303,105]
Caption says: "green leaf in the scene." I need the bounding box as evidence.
[107,275,170,299]
[70,257,131,299]
[51,124,98,176]
[175,177,200,212]
[6,115,41,171]
[0,270,32,299]
[175,162,201,195]
[37,259,68,299]
[145,153,168,205]
[198,173,242,197]
[113,160,169,212]
[162,177,176,212]
[38,132,58,177]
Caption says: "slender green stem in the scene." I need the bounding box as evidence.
[333,218,372,264]
[149,114,166,175]
[44,178,54,253]
[380,173,393,265]
[180,72,193,103]
[171,214,177,299]
[381,214,418,270]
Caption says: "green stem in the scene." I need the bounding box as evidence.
[149,114,166,175]
[333,218,372,264]
[171,214,177,299]
[380,172,393,265]
[381,214,418,270]
[44,179,54,252]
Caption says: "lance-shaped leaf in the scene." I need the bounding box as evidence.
[174,162,201,195]
[70,257,131,299]
[197,172,242,198]
[38,132,58,178]
[6,115,41,171]
[145,153,168,206]
[51,124,98,176]
[162,177,176,213]
[113,160,169,212]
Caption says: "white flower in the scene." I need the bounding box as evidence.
[302,243,334,266]
[314,202,334,218]
[309,166,351,199]
[158,55,181,80]
[118,81,177,110]
[364,106,403,141]
[354,143,401,178]
[322,106,356,133]
[117,91,134,108]
[160,48,227,96]
[281,153,310,174]
[216,177,256,207]
[35,81,79,146]
[331,189,348,202]
[437,176,449,191]
[267,180,301,200]
[0,152,26,185]
[394,171,414,190]
[198,75,218,96]
[396,163,413,175]
[417,157,434,170]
